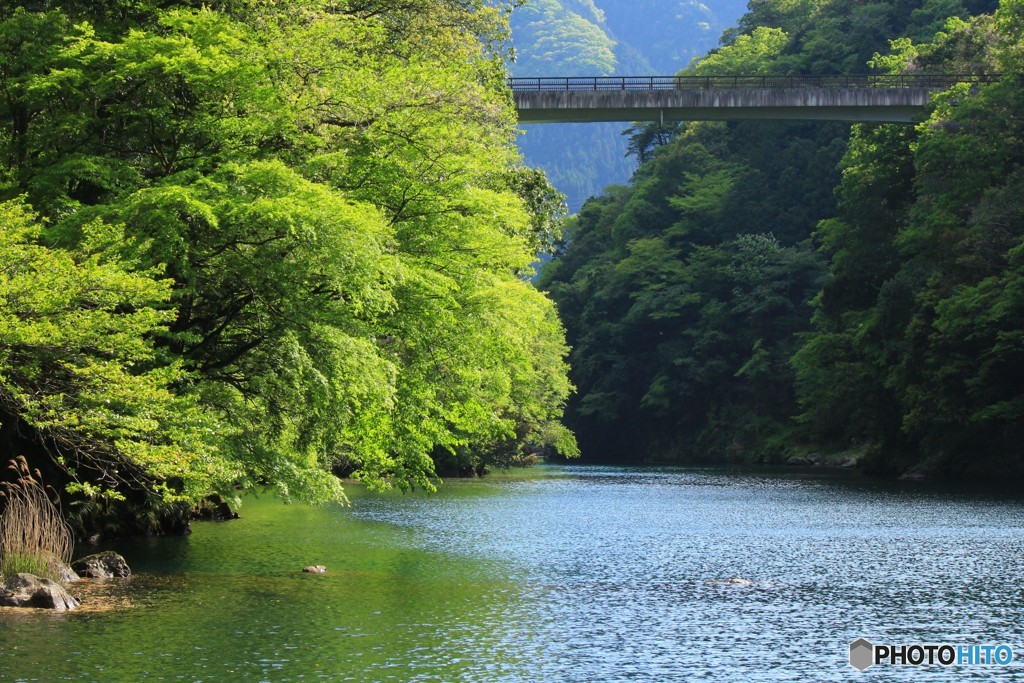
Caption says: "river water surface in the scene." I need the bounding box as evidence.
[2,465,1023,682]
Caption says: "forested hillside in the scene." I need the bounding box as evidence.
[509,0,748,210]
[0,0,576,533]
[541,0,1023,482]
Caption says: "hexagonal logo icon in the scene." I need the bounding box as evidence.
[850,638,875,671]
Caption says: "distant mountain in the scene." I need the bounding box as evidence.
[509,0,749,213]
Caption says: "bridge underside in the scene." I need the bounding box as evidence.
[513,88,932,124]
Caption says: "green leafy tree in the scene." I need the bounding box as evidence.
[796,0,1024,479]
[543,0,1002,471]
[0,0,577,527]
[688,27,790,75]
[0,200,233,503]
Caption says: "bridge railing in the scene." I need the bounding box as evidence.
[507,74,999,92]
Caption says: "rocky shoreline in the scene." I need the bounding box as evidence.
[0,551,131,612]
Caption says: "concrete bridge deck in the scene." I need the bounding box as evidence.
[510,75,995,124]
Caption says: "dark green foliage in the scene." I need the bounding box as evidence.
[543,0,1013,476]
[795,3,1024,479]
[541,120,828,463]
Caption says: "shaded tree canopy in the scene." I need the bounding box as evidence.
[542,0,1017,483]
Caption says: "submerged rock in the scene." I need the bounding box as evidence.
[303,565,327,574]
[0,573,80,610]
[72,551,131,579]
[709,577,785,590]
[712,577,755,586]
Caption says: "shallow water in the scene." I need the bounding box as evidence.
[2,465,1023,681]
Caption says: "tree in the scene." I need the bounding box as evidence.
[0,200,233,504]
[795,0,1024,479]
[688,27,790,75]
[541,0,1003,472]
[0,0,577,525]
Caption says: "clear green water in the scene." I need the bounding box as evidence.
[2,465,1024,682]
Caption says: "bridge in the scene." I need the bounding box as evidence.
[510,74,996,124]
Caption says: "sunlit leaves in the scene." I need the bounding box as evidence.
[0,199,235,501]
[0,0,577,508]
[687,27,789,75]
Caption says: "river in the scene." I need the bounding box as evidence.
[2,465,1023,681]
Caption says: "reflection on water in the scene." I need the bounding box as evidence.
[2,465,1023,681]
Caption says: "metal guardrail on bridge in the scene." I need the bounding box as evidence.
[507,74,999,92]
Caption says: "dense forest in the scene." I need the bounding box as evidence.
[541,0,1024,481]
[0,0,577,534]
[3,0,1022,541]
[509,0,748,211]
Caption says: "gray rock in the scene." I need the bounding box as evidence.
[785,455,812,466]
[71,551,131,579]
[0,573,80,610]
[57,563,81,584]
[303,565,327,574]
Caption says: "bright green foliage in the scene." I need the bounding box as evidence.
[0,0,576,517]
[0,200,233,499]
[688,27,790,75]
[725,0,996,73]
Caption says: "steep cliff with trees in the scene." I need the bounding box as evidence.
[541,0,1020,482]
[794,1,1024,480]
[0,0,577,533]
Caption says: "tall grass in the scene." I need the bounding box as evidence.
[0,456,73,582]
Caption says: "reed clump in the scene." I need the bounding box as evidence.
[0,456,73,582]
